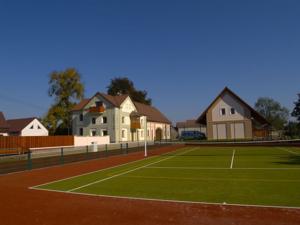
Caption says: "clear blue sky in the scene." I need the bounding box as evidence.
[0,0,299,123]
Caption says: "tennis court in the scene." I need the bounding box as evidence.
[31,146,300,208]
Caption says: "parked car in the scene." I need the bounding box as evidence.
[180,131,206,140]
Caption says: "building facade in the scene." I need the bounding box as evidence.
[176,119,206,137]
[197,87,270,140]
[71,93,171,143]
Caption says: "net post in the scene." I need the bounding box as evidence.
[86,145,89,159]
[27,149,32,170]
[60,147,64,165]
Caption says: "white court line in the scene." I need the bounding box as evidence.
[30,186,300,210]
[278,147,300,156]
[230,149,236,169]
[67,147,199,192]
[30,147,190,189]
[124,175,300,183]
[146,166,300,170]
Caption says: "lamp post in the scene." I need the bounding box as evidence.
[144,116,147,157]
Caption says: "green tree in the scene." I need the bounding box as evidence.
[292,93,300,122]
[284,121,300,139]
[107,77,152,105]
[43,68,84,135]
[254,97,289,130]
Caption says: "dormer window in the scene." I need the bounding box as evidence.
[230,108,236,115]
[220,108,226,116]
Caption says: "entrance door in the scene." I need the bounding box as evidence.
[213,124,227,140]
[155,128,162,141]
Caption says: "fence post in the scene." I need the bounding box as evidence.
[105,144,108,157]
[27,150,32,170]
[120,143,123,154]
[126,143,128,154]
[60,147,64,165]
[86,145,89,159]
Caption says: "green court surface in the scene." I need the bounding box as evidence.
[32,146,300,208]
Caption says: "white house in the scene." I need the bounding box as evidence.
[7,117,49,136]
[71,92,171,143]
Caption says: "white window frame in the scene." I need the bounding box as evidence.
[220,108,226,116]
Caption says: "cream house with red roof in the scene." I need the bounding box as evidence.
[71,93,171,143]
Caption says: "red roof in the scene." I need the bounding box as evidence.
[0,111,9,132]
[7,117,36,133]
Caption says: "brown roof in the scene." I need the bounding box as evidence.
[7,117,36,133]
[99,93,129,107]
[176,119,200,128]
[72,99,91,111]
[0,112,9,132]
[71,93,171,124]
[196,87,270,125]
[133,101,171,124]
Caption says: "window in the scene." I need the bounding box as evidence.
[79,128,83,136]
[140,118,143,124]
[90,129,97,136]
[141,130,144,138]
[122,129,126,138]
[95,101,103,107]
[92,117,96,124]
[230,108,236,115]
[147,129,150,137]
[220,108,226,116]
[103,117,107,124]
[79,114,83,121]
[102,130,108,136]
[37,125,41,129]
[30,125,34,129]
[122,117,125,124]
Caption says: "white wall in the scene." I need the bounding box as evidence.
[21,119,49,136]
[74,136,110,146]
[212,93,248,122]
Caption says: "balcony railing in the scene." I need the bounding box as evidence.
[131,120,141,129]
[88,106,105,114]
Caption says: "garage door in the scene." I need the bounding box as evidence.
[213,124,227,140]
[230,123,245,139]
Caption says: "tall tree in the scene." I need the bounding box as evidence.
[254,97,289,130]
[292,93,300,122]
[107,77,152,105]
[43,68,84,135]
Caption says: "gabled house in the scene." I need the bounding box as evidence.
[0,112,9,136]
[71,92,171,143]
[7,117,49,136]
[196,87,270,140]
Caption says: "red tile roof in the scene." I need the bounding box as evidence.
[0,112,9,132]
[133,101,171,124]
[7,117,36,133]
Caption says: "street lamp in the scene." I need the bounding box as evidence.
[144,116,147,157]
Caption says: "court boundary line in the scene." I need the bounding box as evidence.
[29,186,300,210]
[230,149,236,169]
[145,166,300,170]
[278,147,300,156]
[29,146,192,189]
[67,147,199,192]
